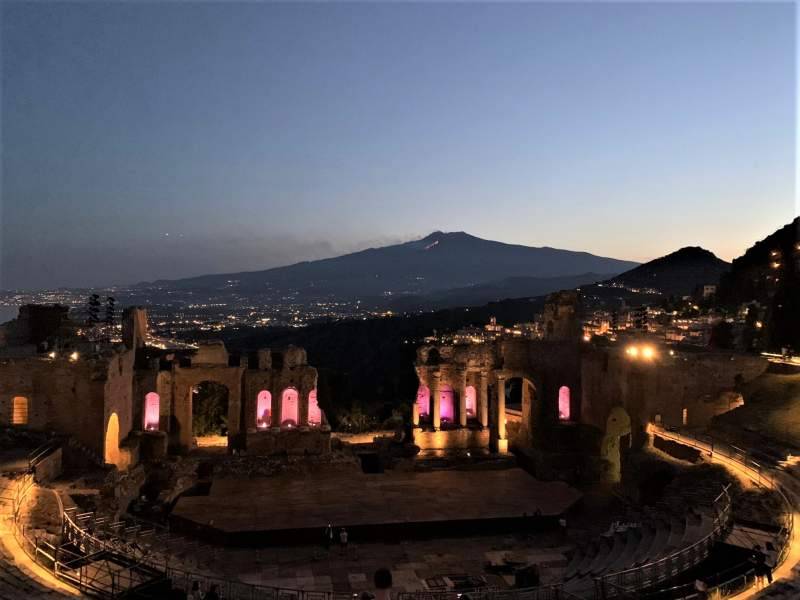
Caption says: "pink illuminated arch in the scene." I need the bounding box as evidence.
[465,385,476,417]
[144,392,160,431]
[308,389,322,426]
[416,386,430,418]
[281,388,299,427]
[256,390,272,428]
[558,386,571,421]
[440,385,455,422]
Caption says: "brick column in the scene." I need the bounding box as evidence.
[412,370,422,428]
[299,384,310,429]
[271,388,282,431]
[479,372,489,429]
[430,372,441,431]
[458,370,468,428]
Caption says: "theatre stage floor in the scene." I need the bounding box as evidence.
[171,467,582,542]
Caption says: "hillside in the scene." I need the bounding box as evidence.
[606,246,730,296]
[147,232,638,303]
[718,217,800,350]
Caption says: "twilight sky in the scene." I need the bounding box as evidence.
[1,1,796,290]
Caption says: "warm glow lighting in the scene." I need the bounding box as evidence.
[69,351,79,361]
[48,351,56,359]
[583,334,591,342]
[626,345,639,357]
[642,346,656,360]
[755,321,763,329]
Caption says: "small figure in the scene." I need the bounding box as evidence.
[324,523,334,550]
[339,527,349,553]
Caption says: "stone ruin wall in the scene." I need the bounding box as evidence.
[580,349,768,448]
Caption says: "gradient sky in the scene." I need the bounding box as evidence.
[1,1,796,290]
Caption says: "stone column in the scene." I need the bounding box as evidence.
[458,370,468,428]
[412,370,422,428]
[479,372,489,429]
[271,388,282,431]
[492,372,508,453]
[430,372,441,431]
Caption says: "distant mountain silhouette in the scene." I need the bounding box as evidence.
[149,231,638,302]
[604,246,730,296]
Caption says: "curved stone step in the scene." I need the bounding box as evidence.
[581,537,613,577]
[572,542,599,579]
[563,547,586,580]
[606,527,645,574]
[590,532,628,576]
[642,518,673,563]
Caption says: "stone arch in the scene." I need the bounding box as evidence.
[11,396,29,425]
[465,385,477,418]
[192,381,230,439]
[558,386,571,421]
[281,387,299,428]
[308,389,322,426]
[256,390,272,428]
[439,384,455,423]
[143,392,160,431]
[105,412,120,466]
[416,385,430,419]
[601,406,632,483]
[505,375,536,447]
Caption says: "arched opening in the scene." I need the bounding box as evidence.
[192,381,230,440]
[506,378,535,414]
[465,385,477,418]
[506,377,536,447]
[558,386,571,421]
[281,387,299,428]
[439,385,455,423]
[105,412,120,465]
[256,390,272,429]
[308,389,322,426]
[601,406,632,483]
[11,396,29,425]
[682,407,688,426]
[416,386,430,419]
[143,392,160,431]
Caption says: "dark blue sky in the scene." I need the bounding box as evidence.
[2,1,795,290]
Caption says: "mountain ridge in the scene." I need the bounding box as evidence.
[142,231,639,302]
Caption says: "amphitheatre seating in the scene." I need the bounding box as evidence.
[562,508,718,596]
